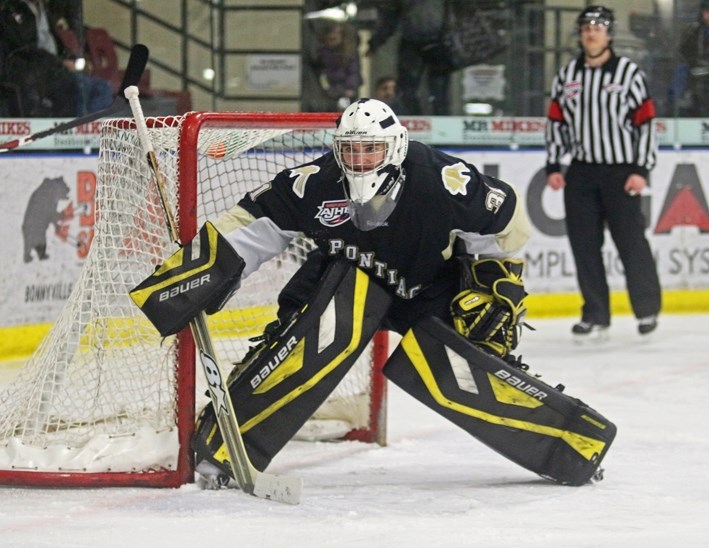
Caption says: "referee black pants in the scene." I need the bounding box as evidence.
[564,162,662,325]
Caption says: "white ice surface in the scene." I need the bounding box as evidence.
[1,314,707,548]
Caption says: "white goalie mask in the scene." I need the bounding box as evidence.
[333,99,409,204]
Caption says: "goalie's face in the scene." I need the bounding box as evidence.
[338,140,388,174]
[335,137,395,203]
[335,137,406,231]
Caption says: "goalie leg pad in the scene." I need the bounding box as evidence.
[383,317,617,486]
[193,258,391,476]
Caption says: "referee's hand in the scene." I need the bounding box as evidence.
[547,172,566,190]
[624,174,647,196]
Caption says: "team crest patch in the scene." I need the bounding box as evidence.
[485,187,506,213]
[315,200,350,227]
[563,81,581,99]
[442,162,470,196]
[289,165,320,198]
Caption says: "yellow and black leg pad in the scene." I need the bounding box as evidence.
[193,258,391,476]
[383,317,617,486]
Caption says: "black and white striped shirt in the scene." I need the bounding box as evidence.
[545,52,657,177]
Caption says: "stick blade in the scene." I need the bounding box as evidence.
[119,44,149,93]
[251,473,303,505]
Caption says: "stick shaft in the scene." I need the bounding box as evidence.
[123,86,301,503]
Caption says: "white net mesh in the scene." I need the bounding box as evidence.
[0,113,383,480]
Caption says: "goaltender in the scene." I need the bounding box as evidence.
[132,99,616,488]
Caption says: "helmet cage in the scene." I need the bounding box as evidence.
[334,135,400,202]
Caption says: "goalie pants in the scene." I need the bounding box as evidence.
[278,249,459,334]
[564,162,662,325]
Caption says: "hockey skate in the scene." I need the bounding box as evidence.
[572,320,610,343]
[195,460,233,490]
[637,315,658,335]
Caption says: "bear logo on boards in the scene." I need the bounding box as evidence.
[21,176,72,263]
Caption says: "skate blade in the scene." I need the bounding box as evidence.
[572,329,610,344]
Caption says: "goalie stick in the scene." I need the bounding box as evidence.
[0,44,149,153]
[123,85,303,505]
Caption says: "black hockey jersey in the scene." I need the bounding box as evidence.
[225,141,528,301]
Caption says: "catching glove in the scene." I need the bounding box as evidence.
[450,258,527,357]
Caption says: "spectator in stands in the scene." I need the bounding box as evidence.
[373,76,404,112]
[305,20,362,112]
[367,0,450,115]
[0,0,113,117]
[674,0,709,116]
[50,0,114,116]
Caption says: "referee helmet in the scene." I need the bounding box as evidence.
[577,5,615,37]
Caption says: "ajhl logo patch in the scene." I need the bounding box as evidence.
[315,200,351,227]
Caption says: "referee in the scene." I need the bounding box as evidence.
[545,5,661,339]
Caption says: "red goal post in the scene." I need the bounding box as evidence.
[0,112,388,488]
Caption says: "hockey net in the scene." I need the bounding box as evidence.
[0,112,388,487]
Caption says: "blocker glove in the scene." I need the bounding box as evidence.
[450,257,528,357]
[129,221,245,336]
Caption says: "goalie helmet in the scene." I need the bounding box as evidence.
[576,5,615,36]
[333,98,408,204]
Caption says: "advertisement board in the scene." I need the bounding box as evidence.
[4,117,709,151]
[0,149,707,329]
